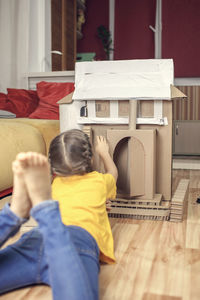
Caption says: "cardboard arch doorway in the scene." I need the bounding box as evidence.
[113,136,145,197]
[107,128,156,200]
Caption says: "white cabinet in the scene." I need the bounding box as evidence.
[173,121,200,155]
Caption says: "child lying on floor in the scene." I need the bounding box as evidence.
[0,129,118,300]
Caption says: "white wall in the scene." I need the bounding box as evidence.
[29,0,51,72]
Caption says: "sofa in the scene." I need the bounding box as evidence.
[0,80,76,197]
[0,118,60,197]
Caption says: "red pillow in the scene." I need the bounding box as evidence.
[29,81,75,120]
[5,88,39,117]
[0,93,7,110]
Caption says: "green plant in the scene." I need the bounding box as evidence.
[97,25,114,60]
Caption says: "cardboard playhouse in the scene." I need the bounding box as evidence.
[58,59,189,222]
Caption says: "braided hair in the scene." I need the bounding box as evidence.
[48,129,93,176]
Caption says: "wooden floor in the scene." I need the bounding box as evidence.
[1,169,200,300]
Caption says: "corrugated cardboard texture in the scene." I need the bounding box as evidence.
[89,100,172,200]
[96,101,110,117]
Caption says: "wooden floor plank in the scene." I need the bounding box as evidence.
[0,286,52,300]
[142,294,181,300]
[183,249,200,300]
[144,222,186,298]
[186,187,200,249]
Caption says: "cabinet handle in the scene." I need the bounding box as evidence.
[176,125,179,135]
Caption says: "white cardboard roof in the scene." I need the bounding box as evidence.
[72,59,174,101]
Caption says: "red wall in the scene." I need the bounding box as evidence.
[162,0,200,77]
[77,0,109,60]
[78,0,200,77]
[114,0,156,60]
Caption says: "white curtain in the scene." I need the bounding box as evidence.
[0,0,30,92]
[0,0,51,93]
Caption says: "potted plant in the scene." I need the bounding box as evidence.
[97,25,114,60]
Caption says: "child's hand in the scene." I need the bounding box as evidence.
[95,136,109,157]
[95,135,118,182]
[106,199,112,212]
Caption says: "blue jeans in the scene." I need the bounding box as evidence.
[0,201,100,300]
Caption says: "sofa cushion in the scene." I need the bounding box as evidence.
[14,118,60,154]
[5,88,39,117]
[29,81,75,120]
[0,121,46,192]
[0,93,7,110]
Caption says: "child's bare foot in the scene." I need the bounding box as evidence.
[10,160,31,218]
[16,152,52,207]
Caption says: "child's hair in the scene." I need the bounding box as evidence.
[48,129,93,176]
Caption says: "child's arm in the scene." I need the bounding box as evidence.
[95,136,118,182]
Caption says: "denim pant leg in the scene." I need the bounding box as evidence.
[0,201,100,299]
[66,226,100,300]
[0,203,27,248]
[31,200,100,300]
[0,204,48,294]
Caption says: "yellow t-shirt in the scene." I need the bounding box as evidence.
[52,171,116,264]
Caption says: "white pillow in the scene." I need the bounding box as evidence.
[0,110,16,118]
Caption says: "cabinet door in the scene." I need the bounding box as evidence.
[173,121,200,155]
[51,0,76,71]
